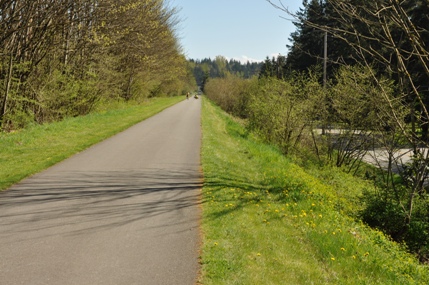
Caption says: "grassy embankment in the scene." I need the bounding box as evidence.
[200,97,429,284]
[0,96,183,191]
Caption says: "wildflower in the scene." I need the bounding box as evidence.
[352,255,356,259]
[318,214,323,218]
[257,253,261,256]
[331,257,335,261]
[214,242,218,246]
[341,248,346,251]
[364,252,369,257]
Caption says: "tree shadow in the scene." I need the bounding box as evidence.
[201,169,291,220]
[0,167,202,241]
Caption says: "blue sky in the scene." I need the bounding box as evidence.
[170,0,304,62]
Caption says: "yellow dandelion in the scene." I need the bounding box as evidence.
[341,248,346,251]
[331,257,335,261]
[214,242,218,246]
[257,253,261,256]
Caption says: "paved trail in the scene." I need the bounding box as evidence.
[0,98,202,285]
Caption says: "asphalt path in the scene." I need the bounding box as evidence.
[0,97,202,284]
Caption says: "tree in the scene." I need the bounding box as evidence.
[0,0,189,130]
[190,57,262,89]
[269,0,429,260]
[259,55,287,79]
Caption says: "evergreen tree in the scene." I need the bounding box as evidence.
[285,0,356,79]
[286,0,325,73]
[190,57,262,88]
[259,55,287,79]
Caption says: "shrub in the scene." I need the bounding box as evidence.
[246,75,325,156]
[204,75,255,118]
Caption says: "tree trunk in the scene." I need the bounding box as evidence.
[0,53,13,129]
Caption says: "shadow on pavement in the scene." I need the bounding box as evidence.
[0,167,202,239]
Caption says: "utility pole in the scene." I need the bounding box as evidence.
[323,31,328,88]
[322,31,328,135]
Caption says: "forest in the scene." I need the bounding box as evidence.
[0,0,196,131]
[189,56,262,89]
[205,0,429,262]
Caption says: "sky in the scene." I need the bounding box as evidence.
[170,0,304,63]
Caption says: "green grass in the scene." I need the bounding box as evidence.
[0,96,183,190]
[200,97,429,284]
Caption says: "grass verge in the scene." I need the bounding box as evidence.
[200,97,429,284]
[0,96,183,191]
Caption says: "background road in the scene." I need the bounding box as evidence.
[0,98,202,284]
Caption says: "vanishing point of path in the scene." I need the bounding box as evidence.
[0,98,202,284]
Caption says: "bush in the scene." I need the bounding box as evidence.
[204,75,255,118]
[361,187,429,261]
[246,75,325,155]
[35,69,100,122]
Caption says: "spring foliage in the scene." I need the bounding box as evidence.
[0,0,195,131]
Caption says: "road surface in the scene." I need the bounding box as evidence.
[0,98,202,284]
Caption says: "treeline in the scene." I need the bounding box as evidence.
[265,0,429,139]
[0,0,195,131]
[206,0,429,262]
[189,56,262,88]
